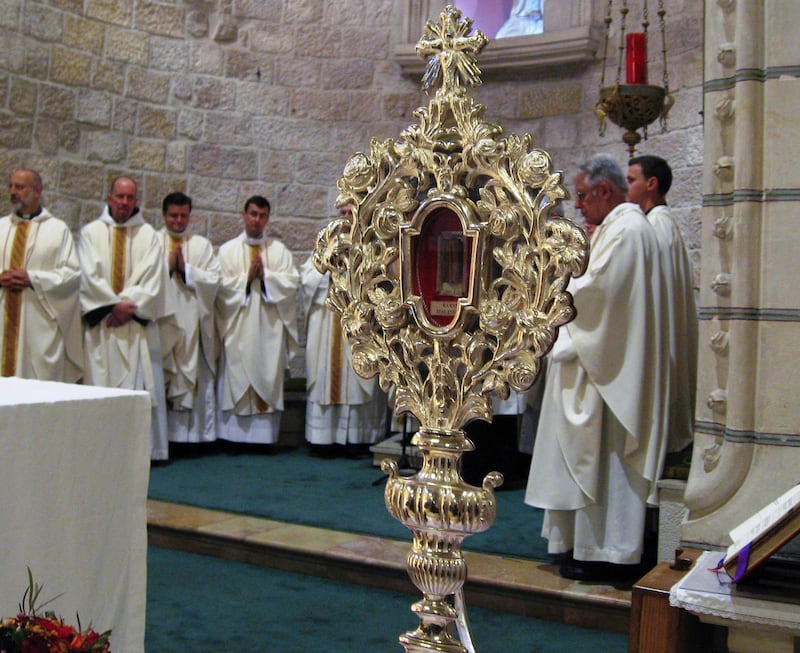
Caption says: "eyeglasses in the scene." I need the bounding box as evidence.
[575,188,597,202]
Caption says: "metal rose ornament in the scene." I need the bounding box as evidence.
[313,5,587,652]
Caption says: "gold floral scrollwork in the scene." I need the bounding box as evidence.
[313,5,587,652]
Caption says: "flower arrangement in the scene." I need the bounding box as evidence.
[0,569,111,653]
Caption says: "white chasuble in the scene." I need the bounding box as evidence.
[301,258,376,407]
[216,233,299,416]
[79,209,173,460]
[647,204,697,455]
[300,257,385,445]
[526,202,669,561]
[158,230,221,442]
[0,210,82,382]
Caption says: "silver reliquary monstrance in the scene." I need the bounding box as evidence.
[313,6,588,652]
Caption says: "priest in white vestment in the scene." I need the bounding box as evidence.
[79,176,173,461]
[0,169,82,382]
[216,195,299,445]
[158,192,221,444]
[300,253,386,457]
[627,155,697,455]
[525,154,669,581]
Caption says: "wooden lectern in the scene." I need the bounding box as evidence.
[629,548,716,653]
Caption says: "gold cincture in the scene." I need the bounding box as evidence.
[313,6,588,651]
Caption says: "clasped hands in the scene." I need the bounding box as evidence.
[248,255,264,283]
[0,268,32,291]
[107,300,138,327]
[169,247,186,282]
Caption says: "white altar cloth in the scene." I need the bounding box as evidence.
[0,377,150,653]
[670,550,800,632]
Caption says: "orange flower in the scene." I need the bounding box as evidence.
[0,572,111,653]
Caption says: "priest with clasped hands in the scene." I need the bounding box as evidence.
[158,191,222,446]
[215,195,299,449]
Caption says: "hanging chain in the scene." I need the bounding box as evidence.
[642,0,649,34]
[658,0,670,93]
[616,0,629,85]
[600,0,614,89]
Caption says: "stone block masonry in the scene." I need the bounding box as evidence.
[0,0,703,268]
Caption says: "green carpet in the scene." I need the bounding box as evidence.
[147,445,548,561]
[146,545,628,653]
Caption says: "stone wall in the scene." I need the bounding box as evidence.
[0,0,420,255]
[0,0,704,376]
[0,0,703,247]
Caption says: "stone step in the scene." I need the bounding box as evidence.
[147,500,632,635]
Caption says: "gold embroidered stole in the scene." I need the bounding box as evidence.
[329,318,344,404]
[168,233,184,281]
[111,227,127,294]
[248,242,270,413]
[2,219,31,376]
[248,243,261,268]
[169,233,182,256]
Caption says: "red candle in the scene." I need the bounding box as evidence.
[626,32,648,84]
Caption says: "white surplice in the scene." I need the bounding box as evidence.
[216,233,299,443]
[78,208,173,460]
[525,202,669,564]
[300,257,386,446]
[647,204,697,454]
[158,229,221,443]
[0,209,82,382]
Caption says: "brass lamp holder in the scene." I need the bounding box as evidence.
[598,83,669,154]
[595,0,674,155]
[313,5,587,652]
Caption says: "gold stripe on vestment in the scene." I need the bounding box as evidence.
[329,318,343,404]
[2,219,30,376]
[111,227,127,294]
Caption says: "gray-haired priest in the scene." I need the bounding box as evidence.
[525,154,670,583]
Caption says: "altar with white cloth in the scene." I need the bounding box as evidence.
[0,377,150,653]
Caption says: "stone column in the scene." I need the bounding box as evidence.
[682,1,800,548]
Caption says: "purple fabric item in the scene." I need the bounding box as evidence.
[732,543,752,583]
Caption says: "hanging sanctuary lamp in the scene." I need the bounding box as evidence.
[595,0,674,154]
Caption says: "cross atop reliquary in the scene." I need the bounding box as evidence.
[416,5,488,94]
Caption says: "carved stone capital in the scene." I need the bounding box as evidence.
[713,215,734,240]
[713,156,735,181]
[711,273,731,296]
[706,388,728,414]
[714,96,736,122]
[703,439,723,472]
[710,330,730,355]
[717,42,736,67]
